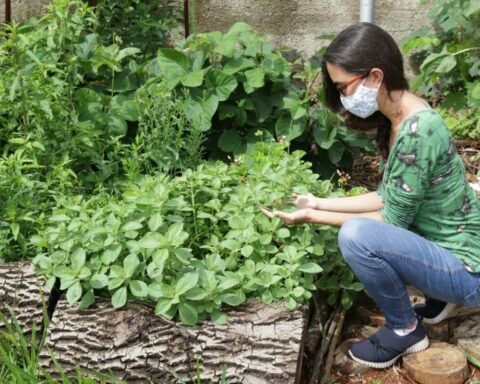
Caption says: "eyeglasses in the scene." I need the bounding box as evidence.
[335,72,369,96]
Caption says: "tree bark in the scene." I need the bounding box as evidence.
[0,261,49,333]
[41,296,308,383]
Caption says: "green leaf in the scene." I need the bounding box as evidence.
[217,278,239,291]
[102,244,122,264]
[90,273,108,289]
[223,58,255,75]
[226,22,252,36]
[211,309,228,324]
[112,287,127,308]
[298,262,323,274]
[175,273,199,296]
[276,228,290,238]
[10,223,19,241]
[185,287,207,301]
[275,114,306,141]
[215,36,237,57]
[220,291,245,306]
[179,302,199,325]
[244,68,265,93]
[217,130,244,153]
[157,48,189,72]
[71,248,86,271]
[241,245,254,257]
[122,220,143,232]
[148,213,163,232]
[66,282,82,304]
[79,289,95,309]
[123,254,140,278]
[110,95,138,121]
[138,232,164,249]
[328,141,345,164]
[435,54,457,73]
[129,280,148,298]
[181,70,205,87]
[205,69,238,101]
[285,296,297,310]
[341,291,353,309]
[155,298,174,316]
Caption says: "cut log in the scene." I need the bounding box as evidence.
[0,261,49,333]
[403,342,469,384]
[40,296,308,383]
[453,314,480,361]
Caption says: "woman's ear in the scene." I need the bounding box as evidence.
[370,68,384,86]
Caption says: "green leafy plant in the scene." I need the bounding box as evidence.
[95,0,182,59]
[147,22,373,174]
[402,0,480,138]
[33,143,364,325]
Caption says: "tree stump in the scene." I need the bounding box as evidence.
[40,296,308,383]
[453,314,480,361]
[0,261,49,332]
[403,342,469,384]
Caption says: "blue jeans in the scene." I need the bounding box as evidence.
[338,218,480,329]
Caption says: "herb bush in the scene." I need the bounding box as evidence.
[148,22,374,176]
[402,0,480,139]
[32,144,364,325]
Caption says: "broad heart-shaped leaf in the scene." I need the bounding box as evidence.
[253,91,273,122]
[226,22,252,37]
[282,94,307,120]
[155,297,174,316]
[205,70,238,101]
[110,94,138,121]
[71,248,86,272]
[223,57,255,75]
[328,140,345,164]
[214,35,238,57]
[313,123,337,149]
[157,48,189,72]
[66,281,82,304]
[275,114,307,141]
[298,262,323,274]
[181,70,204,87]
[186,95,219,131]
[217,130,245,154]
[112,286,127,308]
[107,114,128,137]
[129,280,148,298]
[243,67,265,93]
[179,302,198,326]
[175,272,199,296]
[123,254,140,278]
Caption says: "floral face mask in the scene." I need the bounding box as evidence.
[340,78,381,119]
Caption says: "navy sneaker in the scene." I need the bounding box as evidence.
[414,298,456,325]
[348,322,429,368]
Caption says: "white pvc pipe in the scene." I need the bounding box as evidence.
[360,0,375,23]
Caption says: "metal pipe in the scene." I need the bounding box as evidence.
[5,0,12,24]
[360,0,375,23]
[184,0,190,38]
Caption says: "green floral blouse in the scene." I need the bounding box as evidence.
[377,108,480,272]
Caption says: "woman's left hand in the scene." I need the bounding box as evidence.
[260,207,311,225]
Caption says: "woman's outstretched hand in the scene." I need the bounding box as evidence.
[260,207,311,225]
[291,193,320,210]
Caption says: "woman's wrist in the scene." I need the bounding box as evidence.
[314,197,324,210]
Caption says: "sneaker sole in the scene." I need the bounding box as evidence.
[421,302,457,325]
[348,335,429,369]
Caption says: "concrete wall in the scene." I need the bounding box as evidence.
[195,0,431,58]
[0,0,52,23]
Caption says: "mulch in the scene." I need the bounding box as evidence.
[347,139,480,192]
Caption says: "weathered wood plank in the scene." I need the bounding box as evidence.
[0,261,49,332]
[41,297,308,383]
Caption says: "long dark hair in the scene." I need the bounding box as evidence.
[322,22,409,160]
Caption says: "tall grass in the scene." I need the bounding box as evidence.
[0,293,124,384]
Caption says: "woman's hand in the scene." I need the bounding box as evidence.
[291,193,320,210]
[260,207,311,225]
